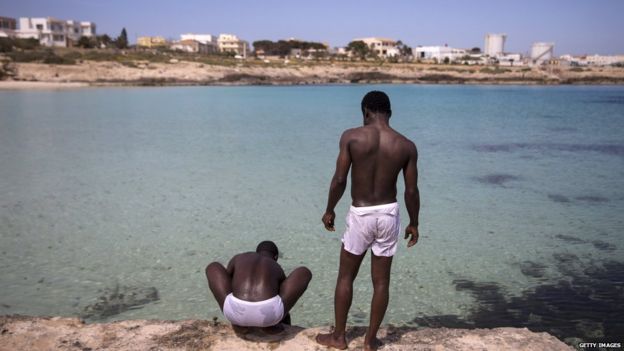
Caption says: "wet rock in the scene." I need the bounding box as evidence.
[519,261,548,278]
[575,196,609,203]
[475,174,520,186]
[81,284,159,320]
[592,240,616,251]
[554,234,585,244]
[548,194,571,203]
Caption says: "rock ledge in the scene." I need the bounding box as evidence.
[0,315,573,350]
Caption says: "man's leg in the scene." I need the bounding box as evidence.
[205,262,232,311]
[279,266,313,316]
[316,245,366,350]
[364,253,393,351]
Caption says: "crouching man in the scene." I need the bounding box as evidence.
[205,241,312,331]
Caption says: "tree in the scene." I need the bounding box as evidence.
[470,47,481,54]
[396,40,412,57]
[443,57,450,64]
[346,40,369,60]
[77,36,95,49]
[116,28,128,49]
[97,34,113,48]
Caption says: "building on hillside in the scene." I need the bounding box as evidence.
[16,17,96,47]
[180,33,217,53]
[137,36,168,48]
[414,45,467,62]
[0,16,17,37]
[497,53,523,66]
[170,39,211,54]
[560,54,624,66]
[353,37,398,58]
[218,34,248,58]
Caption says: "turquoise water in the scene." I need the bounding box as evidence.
[1,85,623,341]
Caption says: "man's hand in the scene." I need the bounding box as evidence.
[322,211,336,231]
[405,225,419,247]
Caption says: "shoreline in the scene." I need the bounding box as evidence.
[1,61,624,89]
[0,80,90,90]
[0,315,574,350]
[2,79,623,91]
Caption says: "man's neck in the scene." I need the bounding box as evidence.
[366,114,390,127]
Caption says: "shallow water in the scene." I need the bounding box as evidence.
[1,85,623,341]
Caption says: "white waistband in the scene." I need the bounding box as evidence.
[349,202,399,216]
[227,294,282,306]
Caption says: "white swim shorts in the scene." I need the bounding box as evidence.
[342,202,400,257]
[223,294,284,327]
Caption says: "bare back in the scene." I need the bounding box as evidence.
[346,125,413,207]
[228,252,286,302]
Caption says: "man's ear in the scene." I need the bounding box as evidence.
[388,109,392,118]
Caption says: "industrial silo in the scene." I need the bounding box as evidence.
[531,42,554,63]
[484,33,506,57]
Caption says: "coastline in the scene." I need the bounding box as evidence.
[0,315,574,350]
[0,80,90,90]
[1,61,623,89]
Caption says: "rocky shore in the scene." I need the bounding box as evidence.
[0,315,573,350]
[1,60,624,88]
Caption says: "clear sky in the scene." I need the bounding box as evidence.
[2,0,623,55]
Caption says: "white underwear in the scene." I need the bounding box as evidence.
[342,202,400,257]
[223,294,284,327]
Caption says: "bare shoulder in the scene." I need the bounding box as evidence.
[341,127,363,139]
[393,130,417,153]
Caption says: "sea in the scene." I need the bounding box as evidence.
[1,84,623,343]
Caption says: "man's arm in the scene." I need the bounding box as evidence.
[322,131,352,231]
[403,142,420,247]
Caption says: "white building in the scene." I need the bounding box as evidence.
[484,33,506,57]
[17,17,96,47]
[171,39,213,54]
[218,34,248,58]
[561,54,624,66]
[497,53,523,66]
[414,45,467,62]
[180,33,217,52]
[0,16,17,37]
[353,37,398,58]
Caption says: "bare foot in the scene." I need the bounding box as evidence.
[262,323,285,335]
[363,337,383,351]
[316,332,348,350]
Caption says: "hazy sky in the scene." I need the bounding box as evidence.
[2,0,623,55]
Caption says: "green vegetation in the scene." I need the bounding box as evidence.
[0,37,40,52]
[569,67,585,72]
[480,67,511,74]
[116,28,128,49]
[346,40,370,60]
[5,49,76,65]
[252,39,326,57]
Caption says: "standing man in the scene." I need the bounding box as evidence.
[316,91,420,351]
